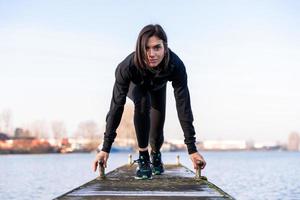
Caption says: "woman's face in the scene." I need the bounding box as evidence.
[145,36,165,68]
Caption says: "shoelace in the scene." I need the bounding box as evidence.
[152,154,162,166]
[131,159,152,167]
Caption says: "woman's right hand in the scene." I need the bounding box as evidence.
[92,151,109,172]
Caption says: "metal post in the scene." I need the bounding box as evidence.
[176,155,180,165]
[128,154,132,165]
[98,160,105,178]
[195,161,207,180]
[195,164,201,179]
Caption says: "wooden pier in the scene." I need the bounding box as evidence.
[55,157,234,200]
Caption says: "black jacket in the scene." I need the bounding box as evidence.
[102,49,197,154]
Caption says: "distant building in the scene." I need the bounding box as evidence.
[14,128,24,138]
[203,140,246,150]
[14,128,31,138]
[0,137,53,154]
[288,132,300,151]
[254,141,278,149]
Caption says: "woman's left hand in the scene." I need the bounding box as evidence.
[189,151,206,169]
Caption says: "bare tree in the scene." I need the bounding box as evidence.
[0,109,13,135]
[51,121,67,139]
[28,120,49,139]
[288,132,300,151]
[116,103,136,148]
[75,120,99,140]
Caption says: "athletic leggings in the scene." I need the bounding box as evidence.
[127,82,166,152]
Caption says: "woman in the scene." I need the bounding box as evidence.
[92,24,206,179]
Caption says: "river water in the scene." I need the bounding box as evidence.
[0,151,299,200]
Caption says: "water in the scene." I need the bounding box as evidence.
[0,151,299,200]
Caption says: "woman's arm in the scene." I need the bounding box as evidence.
[101,63,131,153]
[93,54,133,173]
[171,59,206,169]
[171,60,197,154]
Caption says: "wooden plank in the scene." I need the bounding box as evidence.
[55,164,234,200]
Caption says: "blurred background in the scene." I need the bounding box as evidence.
[0,1,300,199]
[1,0,300,152]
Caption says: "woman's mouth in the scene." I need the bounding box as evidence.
[149,59,157,63]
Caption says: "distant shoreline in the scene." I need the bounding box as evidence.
[1,148,298,155]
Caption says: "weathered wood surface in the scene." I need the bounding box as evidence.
[54,164,234,200]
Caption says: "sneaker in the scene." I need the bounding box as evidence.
[134,155,152,180]
[151,151,164,175]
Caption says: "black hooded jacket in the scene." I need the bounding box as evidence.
[102,49,197,154]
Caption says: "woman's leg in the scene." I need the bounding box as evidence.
[149,85,167,152]
[127,83,153,179]
[127,82,151,150]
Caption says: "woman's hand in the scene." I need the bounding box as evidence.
[189,151,206,170]
[92,151,109,172]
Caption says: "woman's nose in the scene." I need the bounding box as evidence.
[148,49,155,57]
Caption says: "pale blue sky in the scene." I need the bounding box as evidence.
[0,0,299,143]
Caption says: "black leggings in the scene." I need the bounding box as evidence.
[127,82,166,152]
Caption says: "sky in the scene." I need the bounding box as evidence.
[0,0,299,143]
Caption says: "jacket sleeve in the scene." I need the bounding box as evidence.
[171,61,197,154]
[101,63,130,153]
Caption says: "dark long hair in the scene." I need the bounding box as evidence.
[134,24,170,71]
